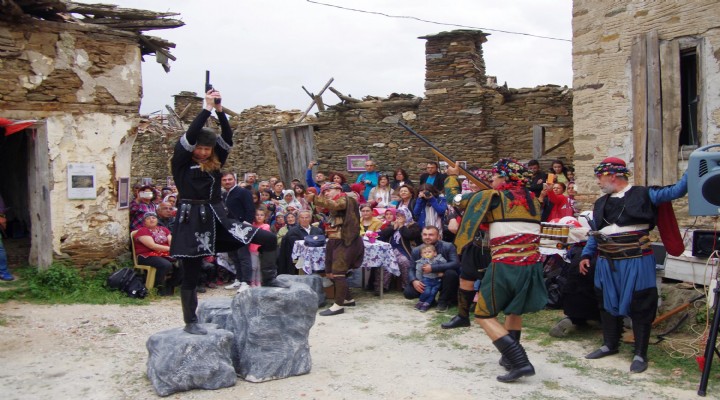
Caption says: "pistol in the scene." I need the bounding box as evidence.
[205,70,221,105]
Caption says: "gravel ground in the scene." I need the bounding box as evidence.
[0,287,707,400]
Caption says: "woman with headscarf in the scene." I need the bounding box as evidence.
[169,90,288,335]
[276,211,298,246]
[378,207,421,292]
[277,189,302,216]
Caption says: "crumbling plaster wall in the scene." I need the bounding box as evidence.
[572,0,720,226]
[1,20,142,267]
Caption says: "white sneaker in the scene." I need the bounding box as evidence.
[225,280,241,290]
[236,282,250,293]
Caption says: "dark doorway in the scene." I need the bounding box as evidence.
[0,130,31,267]
[679,48,698,147]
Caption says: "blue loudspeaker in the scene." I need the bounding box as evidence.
[688,144,720,216]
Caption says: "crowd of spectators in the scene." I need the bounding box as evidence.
[126,157,580,311]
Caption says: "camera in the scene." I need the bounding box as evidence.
[423,190,433,198]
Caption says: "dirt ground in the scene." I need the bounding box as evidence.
[0,287,712,400]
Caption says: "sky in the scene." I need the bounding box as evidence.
[76,0,573,115]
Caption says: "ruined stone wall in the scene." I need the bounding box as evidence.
[0,20,142,268]
[133,29,573,189]
[572,0,720,226]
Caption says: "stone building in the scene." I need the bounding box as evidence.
[571,0,720,226]
[140,29,573,186]
[0,2,181,268]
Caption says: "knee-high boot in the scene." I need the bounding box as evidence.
[493,334,535,382]
[630,322,651,373]
[259,249,290,288]
[180,289,206,335]
[499,330,521,370]
[586,309,622,359]
[441,288,474,329]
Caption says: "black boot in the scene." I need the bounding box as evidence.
[493,334,535,382]
[441,288,474,329]
[260,250,291,288]
[499,330,521,370]
[586,310,622,359]
[180,289,207,335]
[630,322,651,373]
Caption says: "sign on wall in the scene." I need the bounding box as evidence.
[67,163,97,199]
[118,177,130,209]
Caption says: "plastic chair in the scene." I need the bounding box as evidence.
[130,230,156,290]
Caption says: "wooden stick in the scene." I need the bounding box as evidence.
[329,87,361,103]
[296,77,334,123]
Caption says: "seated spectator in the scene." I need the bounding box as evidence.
[419,161,447,191]
[380,208,396,231]
[249,207,271,286]
[130,185,157,231]
[328,171,352,192]
[548,159,570,184]
[539,182,574,221]
[271,181,285,201]
[306,160,326,191]
[258,180,271,193]
[567,181,581,215]
[368,174,393,208]
[414,243,447,312]
[404,226,460,312]
[413,184,447,234]
[395,185,416,212]
[163,194,177,208]
[526,159,547,198]
[133,212,177,295]
[356,160,379,198]
[245,172,259,190]
[359,203,383,236]
[156,201,176,230]
[350,183,367,204]
[276,211,298,246]
[391,168,413,190]
[278,189,302,215]
[377,207,421,294]
[277,210,324,275]
[271,212,286,234]
[294,184,310,211]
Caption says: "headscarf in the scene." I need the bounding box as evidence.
[594,157,631,178]
[279,189,302,212]
[393,207,414,243]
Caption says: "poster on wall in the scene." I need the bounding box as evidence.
[346,155,370,172]
[118,177,130,209]
[67,163,97,199]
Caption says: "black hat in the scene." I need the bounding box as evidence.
[196,128,217,147]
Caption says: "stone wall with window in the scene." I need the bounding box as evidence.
[572,0,720,226]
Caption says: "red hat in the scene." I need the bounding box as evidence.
[601,157,626,167]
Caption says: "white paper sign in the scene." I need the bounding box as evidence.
[68,163,97,199]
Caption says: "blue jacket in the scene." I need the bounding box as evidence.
[306,169,321,192]
[413,195,448,228]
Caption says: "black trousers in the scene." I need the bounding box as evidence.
[228,245,253,284]
[137,255,173,288]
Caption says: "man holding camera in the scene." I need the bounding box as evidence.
[356,160,379,199]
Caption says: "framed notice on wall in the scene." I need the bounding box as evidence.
[67,163,97,199]
[118,177,130,209]
[346,155,370,172]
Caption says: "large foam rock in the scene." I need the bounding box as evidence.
[276,274,326,307]
[229,284,317,382]
[146,324,236,397]
[197,297,233,329]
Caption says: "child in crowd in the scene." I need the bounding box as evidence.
[415,244,447,312]
[249,207,271,286]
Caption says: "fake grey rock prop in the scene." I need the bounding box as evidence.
[146,324,236,397]
[197,297,233,329]
[229,284,317,382]
[276,274,326,307]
